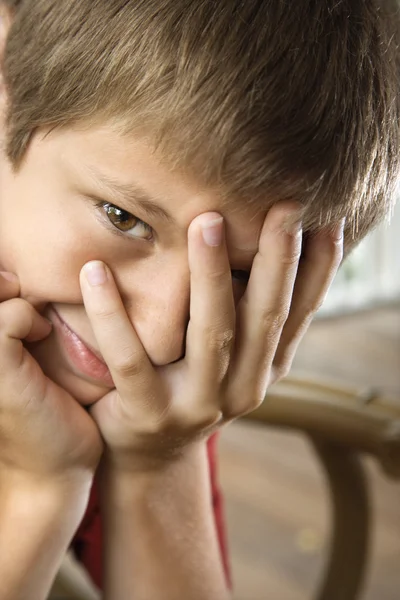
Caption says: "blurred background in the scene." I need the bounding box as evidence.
[218,202,400,600]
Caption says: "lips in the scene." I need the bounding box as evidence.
[49,307,114,387]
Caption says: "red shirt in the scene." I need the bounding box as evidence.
[70,432,231,590]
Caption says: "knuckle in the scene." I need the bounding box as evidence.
[273,337,300,379]
[224,380,269,419]
[224,403,246,420]
[299,302,321,322]
[204,326,235,353]
[280,249,301,266]
[225,394,265,420]
[113,350,145,378]
[93,305,116,323]
[249,385,268,410]
[272,360,292,382]
[194,409,222,429]
[261,308,289,331]
[250,399,264,414]
[206,267,230,282]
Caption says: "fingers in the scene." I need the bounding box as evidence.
[184,213,235,405]
[177,213,236,427]
[77,203,343,439]
[0,298,53,373]
[79,261,163,415]
[271,219,344,380]
[226,201,302,415]
[0,271,20,302]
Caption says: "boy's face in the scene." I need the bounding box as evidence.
[0,123,265,405]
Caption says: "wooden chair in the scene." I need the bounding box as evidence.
[242,374,400,600]
[50,374,400,600]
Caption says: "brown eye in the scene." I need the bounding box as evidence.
[103,203,139,232]
[96,201,153,240]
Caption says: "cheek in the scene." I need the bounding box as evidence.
[0,219,87,307]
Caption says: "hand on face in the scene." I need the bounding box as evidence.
[80,200,344,472]
[0,272,103,485]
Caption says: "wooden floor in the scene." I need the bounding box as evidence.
[218,305,400,600]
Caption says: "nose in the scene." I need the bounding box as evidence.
[120,261,190,367]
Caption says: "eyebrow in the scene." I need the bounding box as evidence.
[80,163,260,258]
[83,165,177,225]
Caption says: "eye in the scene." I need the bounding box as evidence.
[94,200,153,241]
[231,269,250,284]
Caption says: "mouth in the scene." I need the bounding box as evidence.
[48,307,115,387]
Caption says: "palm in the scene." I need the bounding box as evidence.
[11,346,103,474]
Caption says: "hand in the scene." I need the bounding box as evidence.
[79,201,344,470]
[0,272,103,484]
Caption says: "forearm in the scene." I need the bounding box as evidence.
[0,473,93,600]
[100,441,231,600]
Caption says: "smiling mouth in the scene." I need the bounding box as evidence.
[48,307,114,387]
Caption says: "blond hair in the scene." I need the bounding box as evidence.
[2,0,400,250]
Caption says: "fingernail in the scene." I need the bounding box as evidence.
[0,271,18,283]
[201,217,224,247]
[83,261,108,286]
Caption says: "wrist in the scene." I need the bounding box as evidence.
[0,470,94,600]
[0,468,94,518]
[98,440,228,600]
[100,439,206,483]
[99,440,210,515]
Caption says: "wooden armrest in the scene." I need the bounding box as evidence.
[311,441,369,600]
[240,373,395,600]
[242,372,400,478]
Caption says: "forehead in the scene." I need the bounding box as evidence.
[44,122,268,254]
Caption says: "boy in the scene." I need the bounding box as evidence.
[0,0,398,598]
